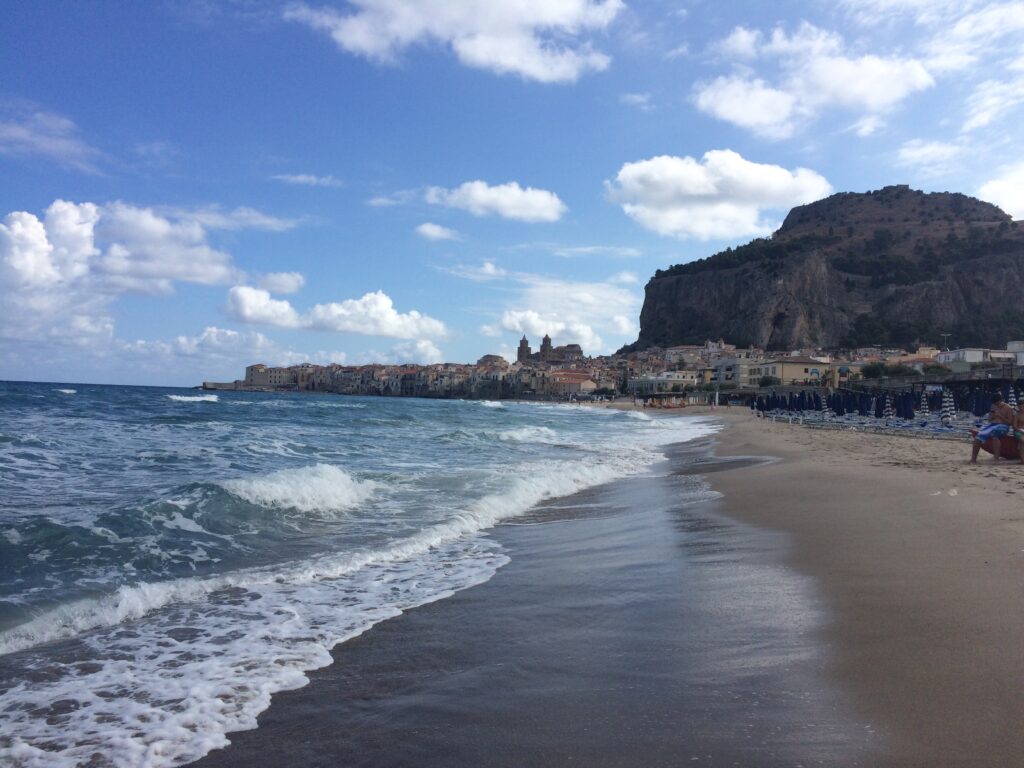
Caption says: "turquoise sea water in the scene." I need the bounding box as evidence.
[0,382,716,767]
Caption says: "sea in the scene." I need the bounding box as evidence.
[0,382,717,767]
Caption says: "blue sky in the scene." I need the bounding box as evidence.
[2,0,1023,385]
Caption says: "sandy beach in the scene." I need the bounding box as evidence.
[712,411,1024,766]
[187,409,1024,767]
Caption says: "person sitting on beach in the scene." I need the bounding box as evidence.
[969,393,1015,463]
[1015,401,1024,464]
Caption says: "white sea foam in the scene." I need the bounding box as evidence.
[0,537,507,768]
[157,509,214,535]
[54,388,76,394]
[476,400,504,408]
[166,394,219,403]
[221,463,377,514]
[495,426,560,443]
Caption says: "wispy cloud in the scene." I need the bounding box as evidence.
[447,262,640,354]
[619,92,652,110]
[271,173,342,187]
[516,242,642,258]
[366,189,419,207]
[158,205,301,232]
[415,222,461,241]
[0,105,103,173]
[895,138,964,175]
[439,261,507,281]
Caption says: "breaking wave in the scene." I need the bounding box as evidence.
[220,464,378,515]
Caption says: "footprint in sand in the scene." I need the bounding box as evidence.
[948,488,958,496]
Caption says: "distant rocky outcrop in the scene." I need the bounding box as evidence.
[627,185,1024,351]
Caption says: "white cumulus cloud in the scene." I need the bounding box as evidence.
[696,22,934,138]
[0,198,293,343]
[426,180,567,222]
[695,76,798,140]
[284,0,623,83]
[978,162,1024,218]
[306,291,447,338]
[605,149,833,240]
[227,286,303,328]
[227,286,448,340]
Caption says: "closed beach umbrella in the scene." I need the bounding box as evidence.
[883,393,894,420]
[940,388,955,423]
[919,390,929,415]
[822,396,834,419]
[1009,387,1018,409]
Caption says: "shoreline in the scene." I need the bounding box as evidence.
[188,422,875,767]
[186,410,1024,767]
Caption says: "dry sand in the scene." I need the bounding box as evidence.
[710,411,1024,766]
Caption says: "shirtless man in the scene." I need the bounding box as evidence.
[970,392,1015,463]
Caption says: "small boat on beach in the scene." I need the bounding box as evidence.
[969,428,1022,460]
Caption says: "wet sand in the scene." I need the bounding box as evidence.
[190,434,874,767]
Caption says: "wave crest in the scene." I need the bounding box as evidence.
[220,464,377,514]
[167,394,219,403]
[495,426,559,443]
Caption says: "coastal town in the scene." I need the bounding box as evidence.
[203,334,1024,401]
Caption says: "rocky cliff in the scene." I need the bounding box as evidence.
[629,185,1024,351]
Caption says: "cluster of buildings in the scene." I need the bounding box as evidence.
[203,336,1024,401]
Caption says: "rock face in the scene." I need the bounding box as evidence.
[630,185,1024,351]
